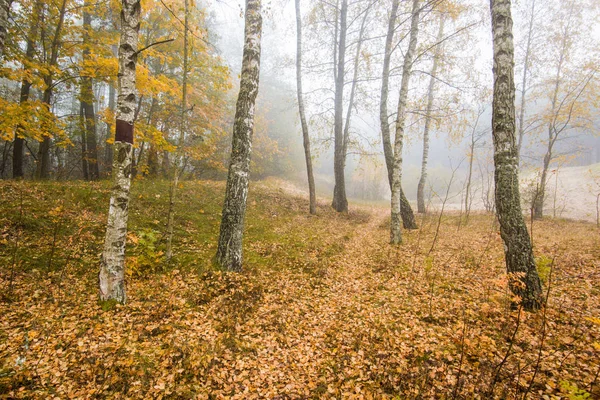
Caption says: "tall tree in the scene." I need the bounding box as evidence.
[80,1,100,180]
[489,0,542,311]
[331,0,348,212]
[532,0,594,219]
[99,0,141,303]
[379,0,417,229]
[166,0,189,261]
[295,0,316,215]
[35,0,69,179]
[390,0,420,244]
[12,0,43,179]
[215,0,262,271]
[417,14,445,214]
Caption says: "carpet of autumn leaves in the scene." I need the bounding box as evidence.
[1,179,599,399]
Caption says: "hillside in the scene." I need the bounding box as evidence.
[1,180,599,398]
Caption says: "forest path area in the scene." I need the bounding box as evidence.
[1,180,599,399]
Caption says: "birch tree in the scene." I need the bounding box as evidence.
[489,0,542,311]
[215,0,262,271]
[99,0,141,303]
[295,0,316,215]
[390,0,420,245]
[379,0,417,229]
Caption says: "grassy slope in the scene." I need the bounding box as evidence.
[0,179,599,399]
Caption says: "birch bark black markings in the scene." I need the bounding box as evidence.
[490,0,542,311]
[215,0,262,271]
[380,0,417,230]
[295,0,316,215]
[99,0,141,303]
[417,15,445,214]
[390,0,420,245]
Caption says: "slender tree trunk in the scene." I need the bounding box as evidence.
[331,0,348,213]
[516,0,536,166]
[13,0,42,179]
[35,0,67,179]
[80,5,100,180]
[390,0,420,245]
[379,0,417,229]
[215,0,262,271]
[105,79,116,172]
[490,0,542,311]
[99,0,141,304]
[417,15,445,214]
[534,5,570,219]
[165,0,189,262]
[295,0,316,215]
[0,0,10,56]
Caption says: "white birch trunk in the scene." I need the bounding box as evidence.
[99,0,141,303]
[215,0,262,271]
[390,0,420,245]
[490,0,542,311]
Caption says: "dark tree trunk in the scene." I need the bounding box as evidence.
[80,5,99,180]
[13,0,40,180]
[331,0,348,213]
[215,0,262,271]
[490,0,542,311]
[35,0,67,180]
[99,0,141,304]
[379,0,417,230]
[295,0,316,215]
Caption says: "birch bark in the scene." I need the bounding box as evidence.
[215,0,262,271]
[390,0,420,244]
[99,0,141,303]
[490,0,542,311]
[380,0,417,229]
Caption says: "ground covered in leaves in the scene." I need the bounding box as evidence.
[1,179,599,399]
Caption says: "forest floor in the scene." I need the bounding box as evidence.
[0,179,599,399]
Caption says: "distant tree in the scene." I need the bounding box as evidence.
[35,0,69,179]
[417,14,445,214]
[531,0,597,219]
[80,0,100,180]
[99,0,142,303]
[215,0,262,271]
[295,0,316,215]
[489,0,542,311]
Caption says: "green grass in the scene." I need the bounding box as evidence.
[0,179,352,281]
